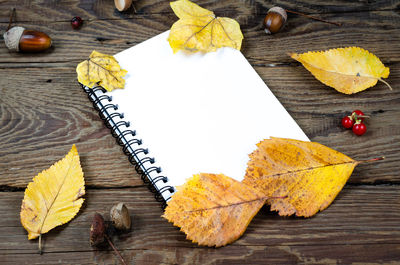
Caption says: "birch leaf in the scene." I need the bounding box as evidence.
[291,47,391,94]
[163,173,266,247]
[20,145,85,245]
[168,0,243,53]
[243,138,359,217]
[76,50,127,92]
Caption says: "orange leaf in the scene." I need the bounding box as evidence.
[243,137,359,217]
[163,173,266,247]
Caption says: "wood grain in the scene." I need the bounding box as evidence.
[0,66,398,188]
[0,0,399,23]
[0,9,399,64]
[1,0,400,263]
[1,187,399,264]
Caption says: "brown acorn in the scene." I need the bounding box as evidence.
[263,7,287,34]
[4,26,52,52]
[90,213,106,246]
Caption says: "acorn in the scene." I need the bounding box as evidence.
[114,0,133,12]
[263,7,287,34]
[3,26,52,52]
[110,202,131,231]
[90,213,106,247]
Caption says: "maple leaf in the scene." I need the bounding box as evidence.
[20,145,85,251]
[163,173,267,247]
[243,138,361,217]
[291,47,392,94]
[168,0,243,53]
[76,50,127,92]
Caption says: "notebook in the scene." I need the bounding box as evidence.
[82,31,308,207]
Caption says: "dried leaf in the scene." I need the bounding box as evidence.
[291,47,391,94]
[168,0,243,53]
[77,50,127,92]
[21,145,85,240]
[243,138,358,217]
[163,173,266,247]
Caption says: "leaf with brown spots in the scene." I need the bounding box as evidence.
[163,173,267,247]
[290,47,391,94]
[243,138,376,217]
[76,50,127,91]
[20,145,85,252]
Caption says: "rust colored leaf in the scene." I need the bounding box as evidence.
[163,173,266,247]
[243,137,359,217]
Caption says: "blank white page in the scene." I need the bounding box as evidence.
[110,31,308,198]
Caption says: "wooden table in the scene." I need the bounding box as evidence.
[1,0,399,264]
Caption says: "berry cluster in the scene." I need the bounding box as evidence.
[341,110,367,136]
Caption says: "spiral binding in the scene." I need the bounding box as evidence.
[81,84,175,209]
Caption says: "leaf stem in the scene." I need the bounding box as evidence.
[285,9,341,26]
[105,234,127,265]
[38,234,43,255]
[358,157,385,164]
[378,78,393,90]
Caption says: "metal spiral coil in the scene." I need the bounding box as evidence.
[82,84,174,209]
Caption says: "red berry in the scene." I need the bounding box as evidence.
[352,109,365,121]
[352,122,367,136]
[71,16,83,29]
[341,116,354,129]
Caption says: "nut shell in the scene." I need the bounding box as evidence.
[264,7,287,34]
[115,0,132,11]
[90,213,106,246]
[19,30,52,52]
[110,203,131,231]
[3,26,25,51]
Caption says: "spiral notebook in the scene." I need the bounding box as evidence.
[82,31,308,207]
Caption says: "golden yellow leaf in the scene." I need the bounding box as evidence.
[21,145,85,242]
[168,0,243,53]
[76,50,127,92]
[163,173,266,247]
[290,47,391,94]
[243,138,359,217]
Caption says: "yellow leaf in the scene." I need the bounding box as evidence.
[76,50,128,92]
[291,47,391,94]
[163,173,266,247]
[21,145,85,241]
[243,138,359,217]
[168,0,243,53]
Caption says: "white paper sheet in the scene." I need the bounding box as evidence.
[110,31,308,199]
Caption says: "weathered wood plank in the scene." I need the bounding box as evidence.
[0,0,398,23]
[0,64,399,188]
[2,243,400,265]
[0,10,399,64]
[0,186,399,264]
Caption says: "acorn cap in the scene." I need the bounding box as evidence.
[268,7,287,22]
[110,202,131,231]
[3,26,25,52]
